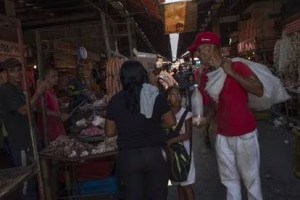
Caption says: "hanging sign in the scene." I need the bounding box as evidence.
[0,40,19,57]
[237,37,256,54]
[164,1,197,34]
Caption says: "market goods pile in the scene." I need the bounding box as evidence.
[43,135,117,158]
[76,115,105,137]
[80,126,104,137]
[274,32,300,86]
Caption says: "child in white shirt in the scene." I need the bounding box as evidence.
[167,86,195,200]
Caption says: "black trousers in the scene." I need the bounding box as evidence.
[117,146,168,200]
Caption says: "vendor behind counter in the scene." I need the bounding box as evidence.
[67,70,88,111]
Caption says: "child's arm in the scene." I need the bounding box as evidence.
[167,118,192,147]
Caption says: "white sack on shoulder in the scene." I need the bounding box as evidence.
[205,57,290,111]
[205,67,226,103]
[231,57,290,110]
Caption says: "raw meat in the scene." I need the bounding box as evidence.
[80,126,105,137]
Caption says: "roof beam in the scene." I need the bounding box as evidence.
[21,13,99,29]
[16,5,90,13]
[105,0,156,53]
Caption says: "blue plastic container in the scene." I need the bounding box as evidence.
[73,176,118,196]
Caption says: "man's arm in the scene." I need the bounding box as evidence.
[222,61,263,97]
[18,81,49,115]
[105,119,117,137]
[158,77,169,90]
[198,101,216,128]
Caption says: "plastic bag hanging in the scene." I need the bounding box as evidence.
[191,84,203,125]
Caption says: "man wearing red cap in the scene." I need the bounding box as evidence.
[193,32,264,200]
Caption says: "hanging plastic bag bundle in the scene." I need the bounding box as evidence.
[191,84,203,126]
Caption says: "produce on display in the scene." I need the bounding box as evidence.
[91,136,118,155]
[43,135,94,158]
[91,116,105,128]
[291,32,300,83]
[273,31,299,84]
[43,135,117,159]
[80,126,105,137]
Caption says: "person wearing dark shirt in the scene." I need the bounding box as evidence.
[0,58,49,200]
[175,65,189,91]
[105,60,176,200]
[67,70,88,111]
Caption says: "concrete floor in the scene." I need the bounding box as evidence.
[167,120,300,200]
[1,120,300,200]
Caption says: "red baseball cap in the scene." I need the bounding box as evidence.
[187,45,197,52]
[191,32,221,49]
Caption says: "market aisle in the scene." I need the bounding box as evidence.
[1,121,300,200]
[167,120,300,200]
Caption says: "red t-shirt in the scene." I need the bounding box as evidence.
[217,62,256,136]
[37,89,66,142]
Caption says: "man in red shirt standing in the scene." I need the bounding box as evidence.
[192,32,264,200]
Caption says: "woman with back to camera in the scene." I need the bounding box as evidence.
[105,60,176,200]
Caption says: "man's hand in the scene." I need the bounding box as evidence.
[221,59,234,76]
[59,113,69,121]
[192,117,208,128]
[36,80,51,95]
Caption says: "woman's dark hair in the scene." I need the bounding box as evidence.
[120,60,148,113]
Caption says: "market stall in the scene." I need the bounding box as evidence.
[272,18,300,125]
[36,55,126,199]
[38,97,119,199]
[39,135,118,200]
[272,16,300,178]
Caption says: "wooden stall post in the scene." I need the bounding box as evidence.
[40,158,52,200]
[101,12,112,58]
[126,18,133,58]
[16,18,46,200]
[35,30,49,146]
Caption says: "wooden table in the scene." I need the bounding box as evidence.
[39,150,118,200]
[0,166,37,199]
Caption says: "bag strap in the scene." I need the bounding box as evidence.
[174,109,189,134]
[176,109,193,159]
[170,109,193,161]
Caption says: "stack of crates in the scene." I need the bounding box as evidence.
[72,157,118,197]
